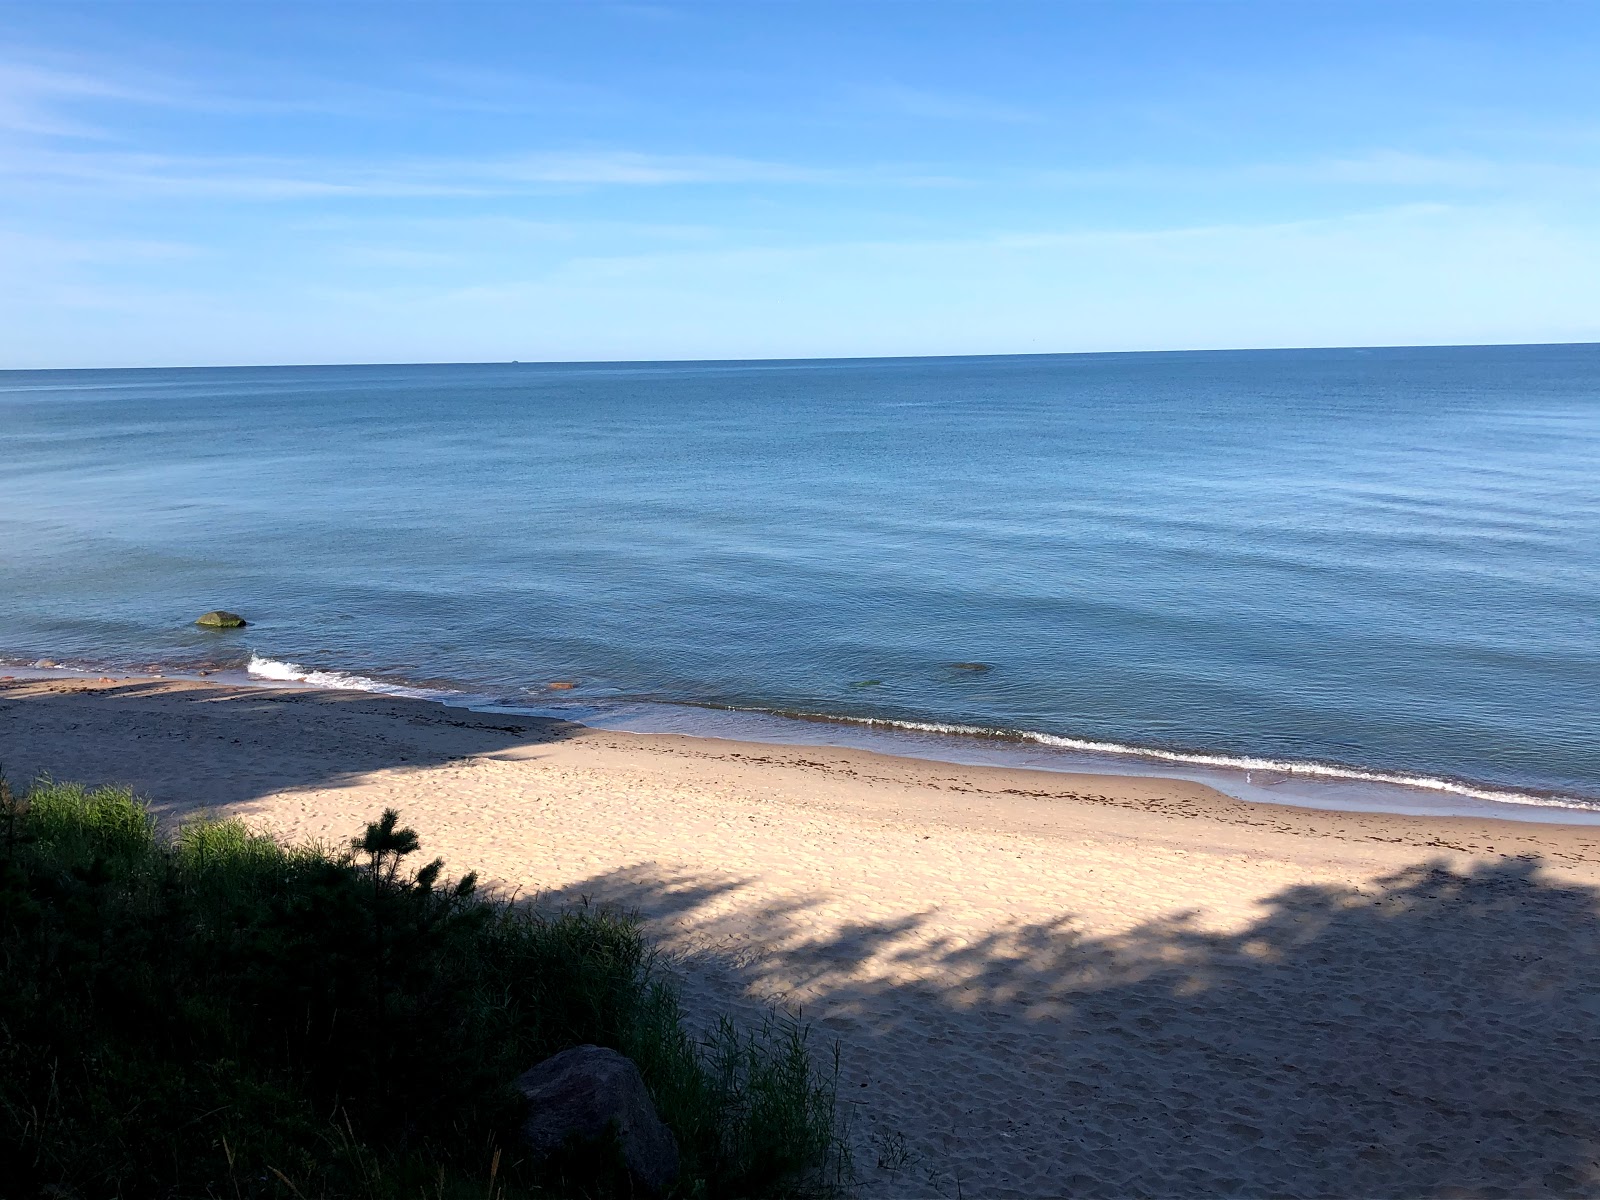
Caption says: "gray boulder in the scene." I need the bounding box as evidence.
[512,1044,679,1196]
[195,610,247,628]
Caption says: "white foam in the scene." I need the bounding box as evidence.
[738,709,1597,813]
[245,654,444,700]
[244,662,1596,815]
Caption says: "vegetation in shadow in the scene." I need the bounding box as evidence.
[0,777,847,1199]
[547,855,1600,1197]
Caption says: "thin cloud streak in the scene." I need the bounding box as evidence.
[1037,151,1600,193]
[486,204,1484,285]
[6,198,1596,366]
[2,146,962,199]
[0,60,172,138]
[0,49,614,128]
[23,142,1595,205]
[850,82,1042,124]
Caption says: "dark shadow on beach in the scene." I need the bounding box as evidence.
[0,679,582,822]
[544,856,1600,1198]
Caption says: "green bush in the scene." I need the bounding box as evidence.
[0,778,846,1198]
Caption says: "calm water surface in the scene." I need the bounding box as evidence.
[1,346,1596,815]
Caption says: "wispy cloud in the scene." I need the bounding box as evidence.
[502,205,1463,283]
[3,146,956,200]
[0,46,614,137]
[1294,150,1600,190]
[0,59,175,137]
[290,213,733,243]
[0,228,198,264]
[1035,150,1600,195]
[490,151,838,185]
[6,201,1598,367]
[261,201,1596,362]
[850,83,1040,124]
[333,245,465,270]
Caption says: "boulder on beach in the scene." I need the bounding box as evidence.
[512,1044,679,1196]
[194,611,247,629]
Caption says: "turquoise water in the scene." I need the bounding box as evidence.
[2,346,1596,814]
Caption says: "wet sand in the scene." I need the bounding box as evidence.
[6,675,1600,1197]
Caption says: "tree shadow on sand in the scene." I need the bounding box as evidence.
[546,856,1600,1198]
[0,680,582,821]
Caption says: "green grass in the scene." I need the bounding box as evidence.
[0,776,848,1199]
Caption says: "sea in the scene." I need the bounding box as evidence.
[2,345,1596,822]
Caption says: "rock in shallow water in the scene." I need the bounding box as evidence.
[512,1044,679,1196]
[194,610,247,628]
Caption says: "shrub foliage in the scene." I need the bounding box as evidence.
[0,778,843,1198]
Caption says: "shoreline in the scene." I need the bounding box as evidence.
[5,654,1597,825]
[4,672,1600,849]
[9,675,1600,1195]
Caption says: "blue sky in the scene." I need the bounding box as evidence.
[2,1,1598,367]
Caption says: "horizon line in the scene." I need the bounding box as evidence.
[3,338,1597,374]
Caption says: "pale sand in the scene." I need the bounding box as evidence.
[6,676,1600,1198]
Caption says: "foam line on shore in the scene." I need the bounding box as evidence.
[696,704,1599,814]
[9,649,1593,818]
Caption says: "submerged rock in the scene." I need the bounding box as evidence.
[948,661,992,672]
[512,1044,679,1196]
[195,611,247,629]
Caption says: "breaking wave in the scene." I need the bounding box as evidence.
[245,655,448,700]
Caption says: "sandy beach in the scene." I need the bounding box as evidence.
[6,674,1600,1197]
